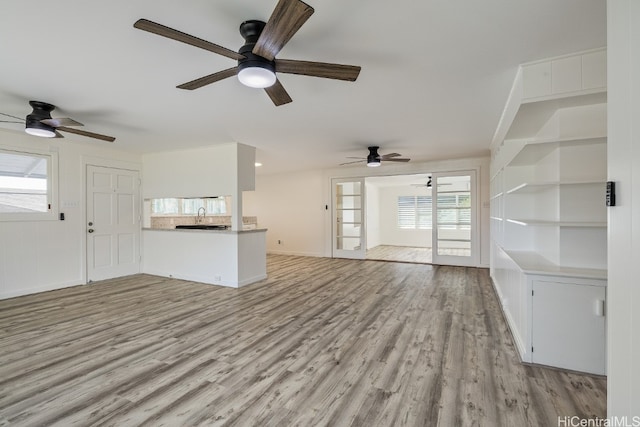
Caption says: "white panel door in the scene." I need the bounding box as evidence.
[86,165,140,282]
[333,178,365,259]
[431,171,477,266]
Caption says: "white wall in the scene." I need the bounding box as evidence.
[0,131,141,299]
[142,143,255,199]
[243,169,327,257]
[377,185,431,248]
[607,0,640,417]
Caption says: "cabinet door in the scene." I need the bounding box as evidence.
[531,280,606,375]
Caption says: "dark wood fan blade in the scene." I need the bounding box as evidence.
[384,158,410,162]
[0,120,22,124]
[57,126,115,142]
[41,117,83,127]
[177,67,238,90]
[252,0,314,61]
[276,59,361,81]
[264,79,292,106]
[380,153,401,159]
[0,112,24,121]
[134,19,244,61]
[345,157,366,159]
[340,160,366,166]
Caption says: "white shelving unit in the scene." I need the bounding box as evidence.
[489,48,607,375]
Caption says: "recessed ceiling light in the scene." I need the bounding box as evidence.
[255,162,262,167]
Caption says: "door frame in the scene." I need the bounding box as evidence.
[82,156,142,283]
[331,177,366,259]
[431,170,478,266]
[326,163,484,266]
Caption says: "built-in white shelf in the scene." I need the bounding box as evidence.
[506,182,557,194]
[520,87,606,106]
[505,179,605,195]
[508,136,607,167]
[490,49,608,375]
[504,249,607,280]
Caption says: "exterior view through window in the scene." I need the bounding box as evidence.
[0,150,50,214]
[151,197,227,215]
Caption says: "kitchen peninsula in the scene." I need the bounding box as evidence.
[141,142,266,288]
[143,226,267,287]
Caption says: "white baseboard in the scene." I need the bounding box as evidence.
[0,280,85,300]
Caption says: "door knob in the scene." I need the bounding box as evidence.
[88,229,94,233]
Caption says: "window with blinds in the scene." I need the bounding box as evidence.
[398,196,432,229]
[398,194,470,230]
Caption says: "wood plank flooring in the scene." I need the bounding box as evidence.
[366,245,431,263]
[0,255,606,426]
[366,245,471,264]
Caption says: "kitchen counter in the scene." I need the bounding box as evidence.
[142,227,267,288]
[143,227,267,234]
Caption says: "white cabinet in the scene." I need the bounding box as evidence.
[489,48,607,375]
[531,278,606,375]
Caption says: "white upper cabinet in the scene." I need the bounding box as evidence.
[521,49,606,101]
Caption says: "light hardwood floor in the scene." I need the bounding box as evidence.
[366,245,471,264]
[0,255,606,426]
[366,245,432,263]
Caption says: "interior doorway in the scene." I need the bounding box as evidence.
[365,173,433,264]
[364,170,477,266]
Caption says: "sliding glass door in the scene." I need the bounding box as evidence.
[431,171,477,266]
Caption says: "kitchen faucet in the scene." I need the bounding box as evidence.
[197,207,206,224]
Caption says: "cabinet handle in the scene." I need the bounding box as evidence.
[594,299,605,317]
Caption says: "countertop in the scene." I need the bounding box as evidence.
[143,227,267,234]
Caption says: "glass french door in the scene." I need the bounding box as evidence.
[431,171,477,266]
[332,178,366,259]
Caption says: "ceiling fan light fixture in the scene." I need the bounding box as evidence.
[367,156,381,167]
[25,122,56,138]
[238,64,276,89]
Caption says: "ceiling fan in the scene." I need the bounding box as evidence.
[411,176,433,187]
[410,176,453,188]
[340,146,411,168]
[0,101,115,142]
[133,0,361,106]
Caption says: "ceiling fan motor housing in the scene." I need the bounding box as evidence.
[237,20,276,85]
[26,101,56,135]
[367,146,381,166]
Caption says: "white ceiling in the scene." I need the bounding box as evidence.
[0,0,605,175]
